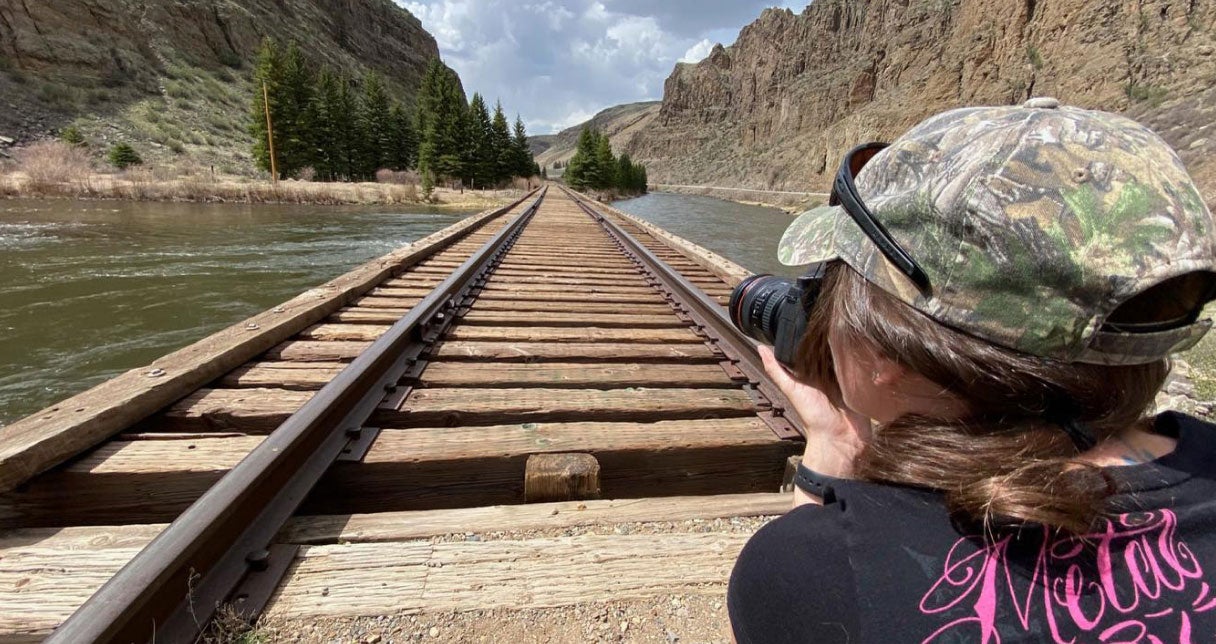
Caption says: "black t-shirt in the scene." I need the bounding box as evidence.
[728,411,1216,643]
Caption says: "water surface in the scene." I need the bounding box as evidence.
[0,199,471,426]
[613,192,801,278]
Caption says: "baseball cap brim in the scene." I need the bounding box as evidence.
[778,204,855,266]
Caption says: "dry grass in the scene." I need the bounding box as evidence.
[0,146,532,209]
[12,141,94,194]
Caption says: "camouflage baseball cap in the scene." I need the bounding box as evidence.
[779,98,1216,365]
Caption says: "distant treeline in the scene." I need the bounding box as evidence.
[564,128,647,194]
[250,40,538,188]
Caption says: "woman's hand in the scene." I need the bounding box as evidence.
[757,345,871,506]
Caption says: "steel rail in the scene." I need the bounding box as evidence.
[563,187,804,440]
[49,188,547,644]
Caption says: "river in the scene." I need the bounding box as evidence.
[0,193,799,426]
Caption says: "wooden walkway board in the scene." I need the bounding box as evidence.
[0,493,785,642]
[432,341,719,362]
[264,532,750,620]
[279,492,789,544]
[418,362,732,388]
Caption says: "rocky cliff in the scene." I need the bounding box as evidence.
[0,0,441,169]
[625,0,1216,202]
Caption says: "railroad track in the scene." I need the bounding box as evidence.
[0,186,804,643]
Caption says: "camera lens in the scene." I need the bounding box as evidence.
[729,275,800,345]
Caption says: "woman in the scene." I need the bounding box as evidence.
[727,98,1216,642]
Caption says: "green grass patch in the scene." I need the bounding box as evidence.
[37,81,79,108]
[1126,83,1168,107]
[1027,45,1043,69]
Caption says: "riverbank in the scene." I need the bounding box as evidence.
[0,168,524,211]
[650,184,825,214]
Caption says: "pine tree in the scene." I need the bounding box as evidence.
[490,101,512,183]
[565,127,598,190]
[277,42,317,178]
[311,69,340,180]
[467,93,494,188]
[357,71,393,178]
[331,75,359,180]
[388,102,417,171]
[594,132,616,190]
[512,115,533,178]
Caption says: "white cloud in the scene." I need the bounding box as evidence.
[679,38,715,64]
[397,1,797,134]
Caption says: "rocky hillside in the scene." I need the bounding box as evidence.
[623,0,1216,202]
[0,0,440,171]
[533,101,661,169]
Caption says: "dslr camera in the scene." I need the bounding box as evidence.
[728,262,829,370]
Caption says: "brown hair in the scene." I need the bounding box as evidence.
[794,263,1175,536]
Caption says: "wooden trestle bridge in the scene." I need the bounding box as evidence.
[0,186,805,643]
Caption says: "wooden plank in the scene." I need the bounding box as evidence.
[263,532,752,620]
[368,286,433,298]
[494,263,638,275]
[328,309,409,324]
[351,295,422,309]
[0,436,264,526]
[473,291,665,304]
[479,282,656,295]
[221,362,347,390]
[0,420,797,526]
[524,453,600,503]
[0,194,533,492]
[300,324,392,342]
[159,388,315,433]
[0,543,149,643]
[432,341,719,362]
[442,327,704,344]
[154,385,756,434]
[279,492,790,544]
[267,340,371,362]
[466,300,674,314]
[382,387,757,427]
[418,362,732,388]
[456,311,685,328]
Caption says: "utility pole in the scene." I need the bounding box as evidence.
[262,81,278,184]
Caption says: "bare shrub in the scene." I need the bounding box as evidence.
[511,177,530,191]
[375,168,416,185]
[296,166,316,182]
[15,140,93,193]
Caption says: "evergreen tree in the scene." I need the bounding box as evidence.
[311,69,341,180]
[490,101,512,183]
[416,59,468,183]
[618,153,635,192]
[331,75,359,180]
[565,127,597,190]
[512,115,533,178]
[107,143,143,169]
[250,37,285,175]
[358,71,393,178]
[387,102,417,171]
[467,93,494,188]
[277,42,317,178]
[593,132,616,190]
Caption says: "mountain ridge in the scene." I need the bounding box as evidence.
[0,0,444,171]
[563,1,1216,203]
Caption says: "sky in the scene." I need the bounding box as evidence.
[397,1,808,135]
